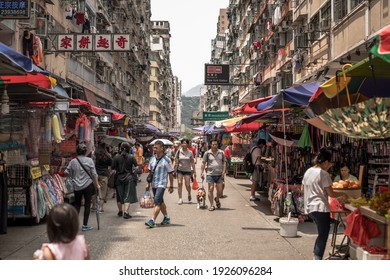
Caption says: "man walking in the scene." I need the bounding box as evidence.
[145,140,174,228]
[200,140,226,211]
[249,139,266,201]
[111,142,138,219]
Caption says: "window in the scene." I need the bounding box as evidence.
[351,0,364,10]
[223,97,229,105]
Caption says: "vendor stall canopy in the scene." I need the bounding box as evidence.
[0,42,33,75]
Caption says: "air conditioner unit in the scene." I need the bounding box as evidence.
[35,18,48,37]
[320,19,331,30]
[91,26,97,33]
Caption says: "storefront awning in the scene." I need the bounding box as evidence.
[0,42,33,75]
[0,83,68,102]
[102,108,126,121]
[232,96,273,115]
[0,73,51,88]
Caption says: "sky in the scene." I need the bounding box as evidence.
[150,0,229,93]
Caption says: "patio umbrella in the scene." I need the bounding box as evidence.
[102,136,131,147]
[318,97,390,139]
[149,139,174,146]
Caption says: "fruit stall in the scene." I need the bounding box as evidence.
[345,192,390,259]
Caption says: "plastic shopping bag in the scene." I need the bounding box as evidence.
[139,191,154,208]
[192,177,199,190]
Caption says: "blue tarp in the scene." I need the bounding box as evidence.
[0,42,33,72]
[256,82,319,110]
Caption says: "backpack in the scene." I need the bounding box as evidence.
[243,146,258,173]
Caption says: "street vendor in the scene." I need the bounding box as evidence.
[334,162,358,182]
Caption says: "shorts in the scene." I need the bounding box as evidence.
[251,166,263,183]
[206,175,223,184]
[152,187,166,205]
[177,170,192,176]
[98,176,108,202]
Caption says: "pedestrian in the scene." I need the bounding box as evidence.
[188,142,197,164]
[145,140,174,228]
[33,204,89,260]
[169,140,180,162]
[64,143,100,231]
[249,139,266,201]
[111,142,138,219]
[172,138,196,205]
[91,141,112,213]
[302,148,349,260]
[221,144,232,198]
[134,143,144,182]
[200,140,226,211]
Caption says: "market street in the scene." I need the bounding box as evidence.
[0,161,334,260]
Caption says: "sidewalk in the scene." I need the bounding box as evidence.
[0,160,335,260]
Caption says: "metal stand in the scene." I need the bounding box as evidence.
[325,210,350,260]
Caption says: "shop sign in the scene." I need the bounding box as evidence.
[203,111,229,121]
[0,0,30,19]
[204,64,230,85]
[56,34,131,52]
[99,114,111,125]
[30,167,42,180]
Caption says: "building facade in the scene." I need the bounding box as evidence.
[206,0,390,112]
[0,0,152,122]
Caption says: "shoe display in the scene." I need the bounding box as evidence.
[123,212,132,219]
[160,216,171,225]
[81,225,93,231]
[145,219,155,228]
[117,211,123,217]
[249,196,260,201]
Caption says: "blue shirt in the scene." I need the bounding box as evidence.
[148,155,174,188]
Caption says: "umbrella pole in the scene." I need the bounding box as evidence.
[282,94,289,214]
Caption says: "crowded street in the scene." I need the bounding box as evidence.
[0,160,325,260]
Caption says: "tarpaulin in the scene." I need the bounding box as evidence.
[0,42,33,74]
[0,73,51,88]
[232,96,272,115]
[102,108,125,121]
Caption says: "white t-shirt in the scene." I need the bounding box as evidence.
[250,146,262,166]
[302,167,333,214]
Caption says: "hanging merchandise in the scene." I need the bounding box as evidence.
[51,113,63,142]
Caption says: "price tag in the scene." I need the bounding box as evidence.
[43,165,50,171]
[30,167,42,180]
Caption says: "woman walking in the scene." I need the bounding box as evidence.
[173,138,196,205]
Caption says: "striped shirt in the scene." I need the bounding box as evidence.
[148,155,174,188]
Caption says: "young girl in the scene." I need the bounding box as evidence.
[34,204,89,260]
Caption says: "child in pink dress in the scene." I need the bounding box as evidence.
[34,204,89,260]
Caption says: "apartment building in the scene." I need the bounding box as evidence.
[0,0,151,121]
[208,0,390,111]
[149,20,177,132]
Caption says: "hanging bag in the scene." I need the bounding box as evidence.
[139,190,154,208]
[192,176,199,190]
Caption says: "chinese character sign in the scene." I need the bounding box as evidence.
[58,34,75,51]
[113,35,130,51]
[95,34,112,51]
[55,34,132,52]
[0,0,29,19]
[76,35,93,51]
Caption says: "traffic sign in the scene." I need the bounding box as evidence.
[203,111,229,121]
